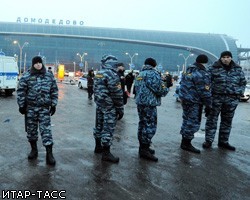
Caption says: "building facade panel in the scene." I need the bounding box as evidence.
[0,22,238,72]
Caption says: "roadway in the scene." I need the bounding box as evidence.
[0,83,249,200]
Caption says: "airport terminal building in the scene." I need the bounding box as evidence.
[0,20,246,72]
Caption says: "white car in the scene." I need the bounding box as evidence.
[124,69,140,76]
[240,84,250,102]
[78,74,88,89]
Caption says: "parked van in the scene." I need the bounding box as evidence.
[0,55,19,96]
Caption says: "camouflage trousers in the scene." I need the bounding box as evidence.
[93,106,117,147]
[205,95,239,143]
[180,101,203,140]
[137,105,157,145]
[26,106,53,146]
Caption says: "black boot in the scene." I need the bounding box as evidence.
[139,147,155,154]
[218,142,236,151]
[46,145,56,165]
[180,138,200,154]
[202,141,212,149]
[139,144,158,162]
[149,141,156,155]
[102,146,119,163]
[94,138,103,153]
[149,147,155,154]
[28,141,38,159]
[139,141,155,154]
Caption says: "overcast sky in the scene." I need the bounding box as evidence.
[1,0,250,47]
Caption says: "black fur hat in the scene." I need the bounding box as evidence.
[220,51,232,58]
[196,54,208,63]
[32,56,43,66]
[144,57,157,67]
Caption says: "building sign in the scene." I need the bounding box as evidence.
[16,17,84,26]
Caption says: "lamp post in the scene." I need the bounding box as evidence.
[77,52,88,72]
[13,40,29,75]
[43,56,46,66]
[177,65,180,75]
[23,53,27,72]
[179,53,194,73]
[73,62,76,77]
[125,52,138,70]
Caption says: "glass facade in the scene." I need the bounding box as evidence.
[0,22,238,72]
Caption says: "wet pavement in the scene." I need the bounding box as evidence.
[0,83,250,200]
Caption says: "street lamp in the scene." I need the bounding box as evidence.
[77,52,88,72]
[13,40,29,75]
[125,52,138,70]
[179,53,194,73]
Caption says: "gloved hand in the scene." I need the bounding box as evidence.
[50,106,56,116]
[116,108,124,120]
[205,106,212,117]
[19,107,26,115]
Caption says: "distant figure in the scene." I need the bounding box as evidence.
[93,55,124,163]
[203,51,247,151]
[87,69,95,100]
[179,54,211,154]
[116,63,128,105]
[162,71,173,88]
[133,71,140,98]
[48,66,53,74]
[125,71,135,95]
[17,56,58,165]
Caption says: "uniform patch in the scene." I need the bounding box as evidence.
[205,85,210,90]
[95,74,103,78]
[161,83,167,89]
[29,76,37,81]
[117,84,121,89]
